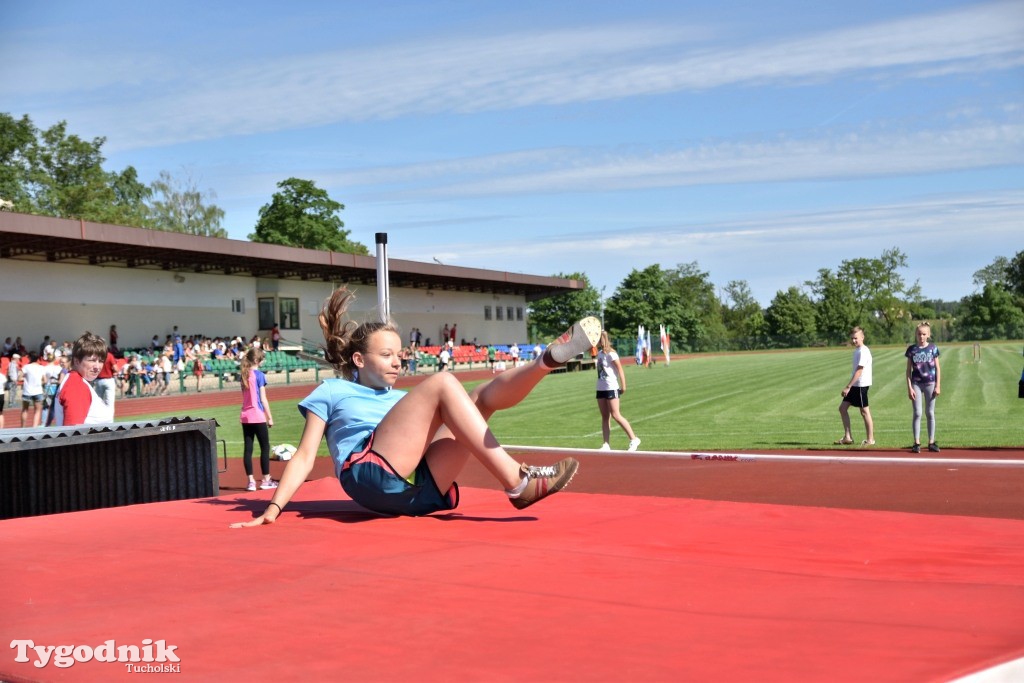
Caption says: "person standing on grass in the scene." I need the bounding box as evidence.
[232,286,597,527]
[836,326,874,446]
[595,330,641,452]
[905,322,941,453]
[240,346,276,492]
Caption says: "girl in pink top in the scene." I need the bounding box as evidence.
[240,347,276,491]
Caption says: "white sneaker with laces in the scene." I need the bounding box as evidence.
[627,438,641,452]
[598,443,611,451]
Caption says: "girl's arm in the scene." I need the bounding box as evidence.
[612,357,627,393]
[230,413,326,528]
[259,384,273,427]
[933,356,941,395]
[906,357,916,399]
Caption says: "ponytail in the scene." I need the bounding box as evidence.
[240,346,264,390]
[319,287,400,381]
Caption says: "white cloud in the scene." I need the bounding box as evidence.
[12,2,1020,151]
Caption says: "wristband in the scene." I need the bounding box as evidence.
[267,502,282,515]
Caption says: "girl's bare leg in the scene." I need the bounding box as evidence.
[370,372,523,492]
[598,399,612,443]
[608,397,637,440]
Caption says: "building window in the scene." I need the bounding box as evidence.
[279,297,300,329]
[484,306,492,321]
[507,306,514,321]
[516,307,523,321]
[231,298,245,314]
[258,298,275,329]
[496,306,504,320]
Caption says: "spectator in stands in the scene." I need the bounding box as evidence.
[510,343,521,368]
[158,350,173,395]
[20,352,48,427]
[450,323,457,346]
[231,286,596,527]
[2,337,12,356]
[108,325,119,355]
[239,346,276,492]
[408,346,419,375]
[53,332,114,426]
[6,353,19,406]
[192,350,205,392]
[400,346,410,376]
[438,345,450,372]
[40,354,65,426]
[595,331,641,452]
[172,336,185,366]
[0,358,6,429]
[271,324,281,351]
[149,334,160,352]
[95,349,118,415]
[441,323,449,346]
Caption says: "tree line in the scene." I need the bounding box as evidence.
[529,249,1024,350]
[0,113,366,254]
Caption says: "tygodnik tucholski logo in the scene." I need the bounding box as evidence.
[10,639,181,672]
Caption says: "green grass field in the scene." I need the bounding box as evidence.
[131,342,1023,456]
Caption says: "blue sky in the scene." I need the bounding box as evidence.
[2,0,1022,306]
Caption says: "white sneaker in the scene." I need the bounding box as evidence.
[627,438,641,452]
[598,443,611,451]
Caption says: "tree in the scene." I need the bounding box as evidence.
[835,247,921,343]
[807,268,858,345]
[722,280,767,349]
[250,178,367,253]
[0,113,35,208]
[149,170,226,237]
[666,262,727,351]
[972,256,1010,290]
[955,284,1024,340]
[527,272,601,341]
[765,287,817,347]
[604,265,697,350]
[1007,250,1024,298]
[0,113,151,227]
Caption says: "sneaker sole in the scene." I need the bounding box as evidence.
[548,317,602,365]
[511,459,580,510]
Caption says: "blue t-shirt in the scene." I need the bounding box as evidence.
[905,343,940,385]
[298,379,407,478]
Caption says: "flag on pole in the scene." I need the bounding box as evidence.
[646,329,652,367]
[660,324,670,365]
[636,325,645,366]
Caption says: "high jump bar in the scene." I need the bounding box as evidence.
[503,444,1024,468]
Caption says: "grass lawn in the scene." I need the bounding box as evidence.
[131,341,1024,456]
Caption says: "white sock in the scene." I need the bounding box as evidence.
[505,475,528,498]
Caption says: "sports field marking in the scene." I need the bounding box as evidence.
[504,444,1024,468]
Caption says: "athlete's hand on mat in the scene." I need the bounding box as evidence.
[230,513,276,529]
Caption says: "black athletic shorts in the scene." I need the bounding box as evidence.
[844,386,870,408]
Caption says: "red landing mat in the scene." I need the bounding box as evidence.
[3,478,1023,682]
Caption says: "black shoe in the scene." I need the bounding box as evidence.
[911,443,920,453]
[927,443,941,453]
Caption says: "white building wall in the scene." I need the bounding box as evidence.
[0,260,530,352]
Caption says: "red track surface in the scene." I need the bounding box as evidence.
[6,371,1022,520]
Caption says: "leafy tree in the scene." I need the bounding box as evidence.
[806,269,858,345]
[666,262,727,351]
[604,265,698,350]
[1007,250,1024,298]
[527,272,601,340]
[835,247,921,343]
[149,170,226,237]
[955,284,1024,340]
[722,280,767,349]
[765,286,817,347]
[0,113,151,227]
[250,177,367,253]
[0,113,35,208]
[972,256,1010,290]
